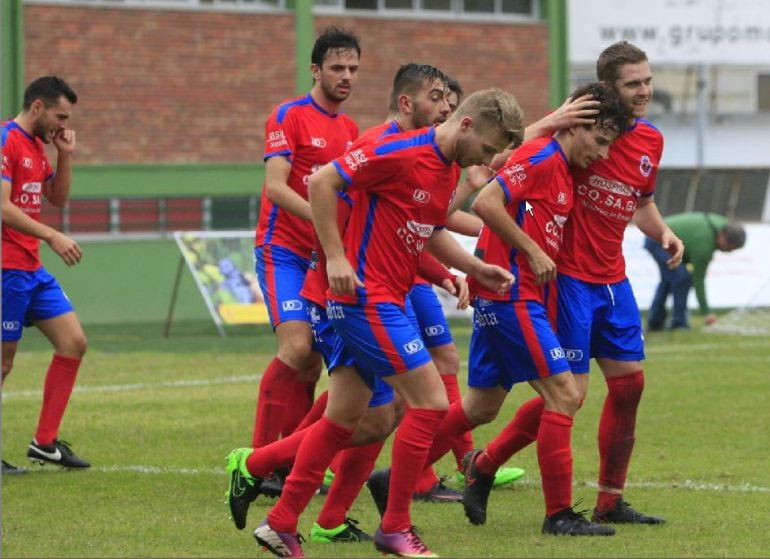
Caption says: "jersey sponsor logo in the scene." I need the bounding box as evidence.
[2,321,20,331]
[550,347,566,360]
[502,163,527,187]
[281,299,304,312]
[403,338,425,355]
[22,181,42,193]
[544,214,568,249]
[474,310,499,326]
[564,348,584,361]
[639,155,653,177]
[424,324,445,337]
[412,189,431,204]
[343,149,368,171]
[267,129,288,150]
[587,175,634,197]
[406,221,434,238]
[311,137,327,148]
[22,157,33,169]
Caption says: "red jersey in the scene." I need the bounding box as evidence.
[1,120,55,270]
[358,121,462,287]
[255,94,358,259]
[329,125,457,306]
[470,137,573,303]
[558,118,663,283]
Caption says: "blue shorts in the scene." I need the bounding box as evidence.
[552,274,645,374]
[2,267,74,342]
[255,245,311,329]
[307,302,394,408]
[468,298,570,391]
[327,300,432,392]
[406,283,453,349]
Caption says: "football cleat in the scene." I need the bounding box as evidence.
[225,448,262,530]
[413,478,463,503]
[309,517,372,543]
[1,459,26,475]
[592,500,666,524]
[373,525,438,557]
[254,518,305,557]
[461,450,495,525]
[542,506,616,536]
[27,439,90,468]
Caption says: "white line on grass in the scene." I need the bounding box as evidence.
[1,374,261,400]
[86,465,770,493]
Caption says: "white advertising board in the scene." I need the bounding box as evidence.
[568,0,770,65]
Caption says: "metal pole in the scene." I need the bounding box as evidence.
[695,63,708,169]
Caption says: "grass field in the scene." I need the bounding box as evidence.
[2,318,769,558]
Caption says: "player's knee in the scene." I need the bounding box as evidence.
[465,405,498,426]
[57,332,88,358]
[432,346,460,376]
[2,361,14,382]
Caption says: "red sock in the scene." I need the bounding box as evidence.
[35,355,81,445]
[280,378,316,438]
[440,374,474,470]
[294,390,329,433]
[485,396,544,467]
[538,410,574,517]
[252,358,298,447]
[414,466,439,495]
[382,407,447,533]
[316,441,385,529]
[268,416,354,533]
[246,424,312,478]
[424,399,473,467]
[596,371,644,511]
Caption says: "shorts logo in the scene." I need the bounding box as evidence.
[564,349,584,361]
[308,304,321,324]
[2,321,20,331]
[282,300,303,312]
[424,325,445,337]
[639,155,653,177]
[22,157,33,169]
[550,347,566,360]
[311,137,327,148]
[413,189,431,204]
[475,297,493,308]
[403,339,425,355]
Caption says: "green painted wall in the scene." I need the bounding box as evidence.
[40,240,212,325]
[70,164,265,199]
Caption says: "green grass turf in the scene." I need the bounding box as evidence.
[2,318,769,557]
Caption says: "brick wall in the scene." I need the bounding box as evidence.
[25,5,549,165]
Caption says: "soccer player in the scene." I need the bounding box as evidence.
[245,88,523,558]
[451,83,629,535]
[1,76,90,470]
[251,27,360,456]
[224,63,470,546]
[462,41,684,528]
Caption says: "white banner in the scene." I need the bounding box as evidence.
[440,224,770,318]
[568,0,770,65]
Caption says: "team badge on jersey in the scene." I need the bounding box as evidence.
[639,155,653,177]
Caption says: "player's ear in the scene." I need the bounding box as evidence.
[459,115,474,131]
[397,93,412,115]
[310,63,321,83]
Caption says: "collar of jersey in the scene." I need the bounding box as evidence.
[306,94,340,118]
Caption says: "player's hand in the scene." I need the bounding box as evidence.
[704,313,718,325]
[463,165,495,193]
[445,275,469,310]
[474,263,515,295]
[527,248,557,285]
[47,231,82,266]
[52,128,76,154]
[550,94,600,130]
[661,231,684,269]
[326,255,363,296]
